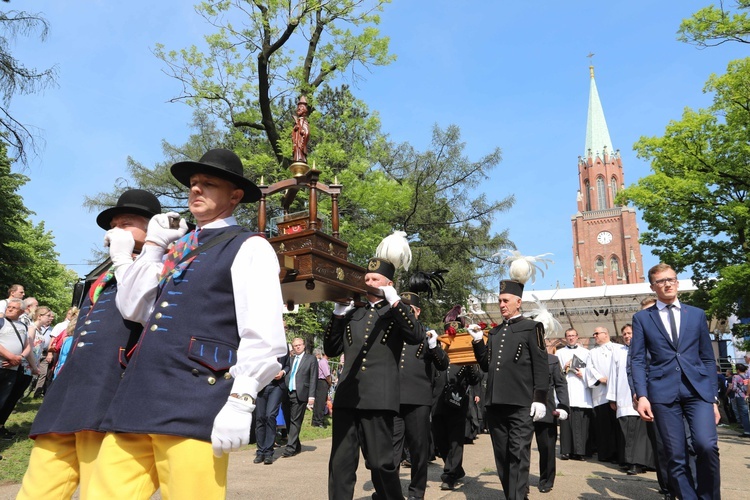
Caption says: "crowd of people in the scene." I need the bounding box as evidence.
[0,145,740,500]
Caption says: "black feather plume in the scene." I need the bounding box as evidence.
[408,269,447,299]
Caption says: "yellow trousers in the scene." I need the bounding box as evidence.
[86,432,228,500]
[18,431,105,500]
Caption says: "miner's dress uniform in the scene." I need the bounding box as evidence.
[432,363,481,486]
[473,315,548,500]
[533,354,570,492]
[19,275,142,500]
[324,299,424,500]
[393,330,449,499]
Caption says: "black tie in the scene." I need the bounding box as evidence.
[667,304,679,347]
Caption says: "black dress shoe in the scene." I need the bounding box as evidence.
[570,454,585,461]
[253,455,264,464]
[264,456,273,465]
[560,454,569,460]
[282,451,297,458]
[626,465,643,475]
[538,486,552,493]
[440,481,454,490]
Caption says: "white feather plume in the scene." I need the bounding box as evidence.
[494,249,553,285]
[525,293,562,339]
[374,230,412,271]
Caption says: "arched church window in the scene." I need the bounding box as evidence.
[595,256,604,273]
[596,176,606,210]
[610,177,618,205]
[610,256,619,275]
[584,179,591,211]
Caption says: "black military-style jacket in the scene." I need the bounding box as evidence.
[536,353,570,424]
[324,300,424,412]
[473,315,548,406]
[432,363,481,415]
[398,324,449,406]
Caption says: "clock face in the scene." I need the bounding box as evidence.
[597,231,613,244]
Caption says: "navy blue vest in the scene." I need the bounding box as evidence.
[30,278,142,436]
[101,227,253,441]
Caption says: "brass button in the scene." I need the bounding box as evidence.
[155,312,163,319]
[224,373,232,380]
[361,366,366,371]
[191,369,199,376]
[160,301,169,308]
[150,324,158,331]
[207,376,217,385]
[362,358,366,362]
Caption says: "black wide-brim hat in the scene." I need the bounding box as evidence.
[96,189,162,230]
[170,148,261,203]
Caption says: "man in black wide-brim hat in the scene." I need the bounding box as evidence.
[18,189,161,500]
[89,149,287,499]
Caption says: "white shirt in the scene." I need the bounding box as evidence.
[656,298,681,340]
[115,216,287,398]
[556,345,593,408]
[586,342,615,407]
[606,343,638,418]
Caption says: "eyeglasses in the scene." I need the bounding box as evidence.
[593,332,604,336]
[652,277,677,287]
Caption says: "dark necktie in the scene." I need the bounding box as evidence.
[667,304,679,347]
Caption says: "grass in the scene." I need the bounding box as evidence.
[0,398,332,484]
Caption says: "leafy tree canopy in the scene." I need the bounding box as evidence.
[618,58,750,319]
[0,8,57,165]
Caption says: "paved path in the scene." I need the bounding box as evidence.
[0,426,746,499]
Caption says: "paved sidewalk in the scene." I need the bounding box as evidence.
[0,426,746,499]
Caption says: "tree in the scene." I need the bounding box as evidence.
[0,141,78,314]
[0,9,57,165]
[618,58,750,319]
[678,1,750,47]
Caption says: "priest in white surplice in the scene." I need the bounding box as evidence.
[556,328,593,460]
[585,326,619,463]
[606,324,655,475]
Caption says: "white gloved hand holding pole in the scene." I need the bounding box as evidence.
[427,329,438,349]
[467,324,484,342]
[145,212,189,249]
[333,300,355,316]
[530,402,547,422]
[379,285,400,306]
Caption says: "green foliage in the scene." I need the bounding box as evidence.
[678,1,750,47]
[618,58,750,321]
[0,142,77,314]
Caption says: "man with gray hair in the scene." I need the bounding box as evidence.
[0,299,29,415]
[20,297,38,328]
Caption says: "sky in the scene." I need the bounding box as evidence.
[7,1,749,291]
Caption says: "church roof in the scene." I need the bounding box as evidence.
[584,66,614,159]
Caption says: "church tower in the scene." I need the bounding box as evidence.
[571,66,645,287]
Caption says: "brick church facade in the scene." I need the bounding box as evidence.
[572,67,645,287]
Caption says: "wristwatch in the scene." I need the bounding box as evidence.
[230,393,255,404]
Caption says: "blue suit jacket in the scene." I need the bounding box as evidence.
[631,303,716,405]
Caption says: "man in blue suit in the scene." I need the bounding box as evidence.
[631,263,720,500]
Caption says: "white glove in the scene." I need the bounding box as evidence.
[427,329,438,349]
[467,324,484,342]
[211,396,255,457]
[557,408,568,421]
[307,397,315,411]
[333,300,355,316]
[379,285,400,306]
[145,212,188,249]
[104,228,135,268]
[530,402,547,422]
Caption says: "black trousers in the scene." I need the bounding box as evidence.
[486,404,534,500]
[533,421,557,490]
[328,408,401,500]
[593,403,619,462]
[432,407,467,483]
[0,372,32,426]
[559,407,591,456]
[393,404,431,498]
[312,378,329,426]
[285,391,306,454]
